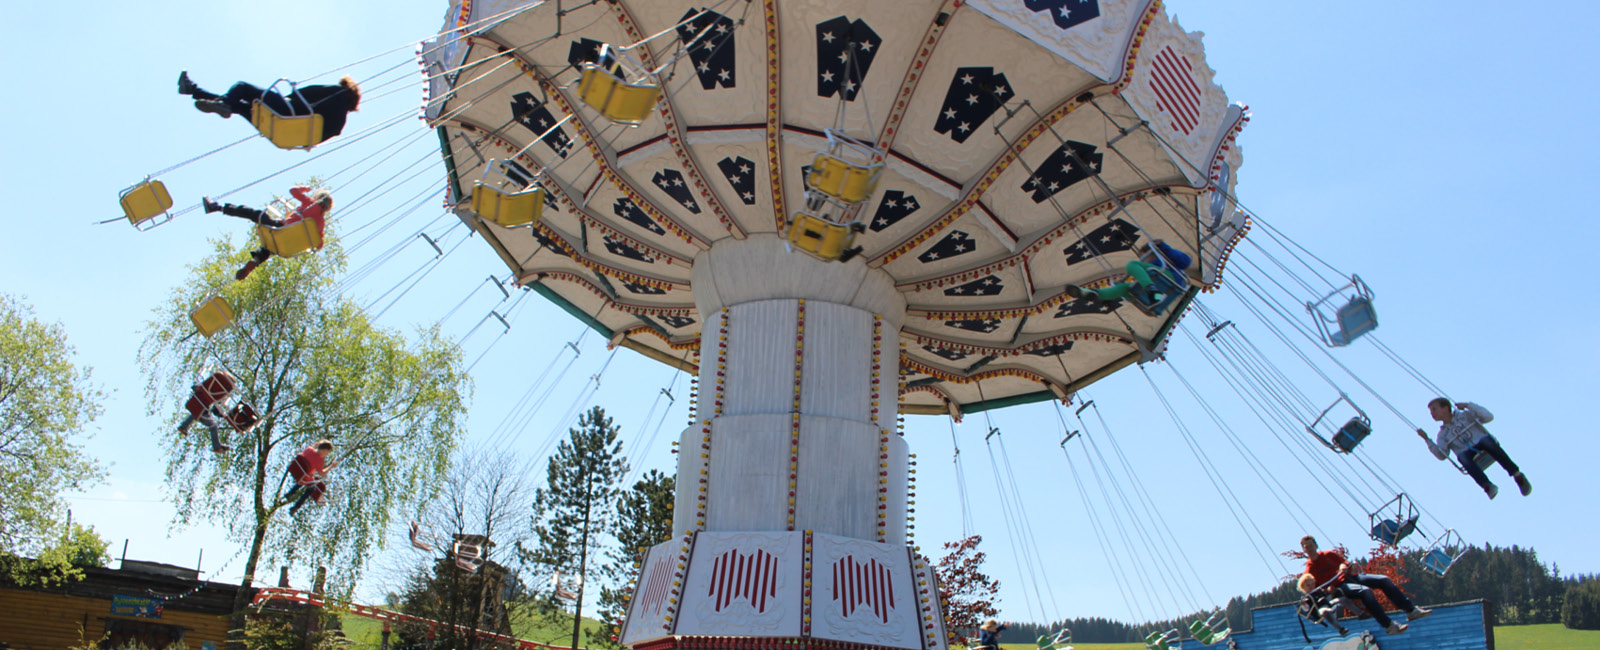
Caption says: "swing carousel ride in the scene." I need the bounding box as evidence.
[417,1,1246,649]
[114,0,1496,647]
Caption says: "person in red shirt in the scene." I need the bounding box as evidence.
[283,439,339,515]
[202,185,333,280]
[1296,535,1431,635]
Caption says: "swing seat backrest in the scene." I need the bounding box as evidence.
[250,100,326,150]
[808,153,883,204]
[119,179,174,229]
[225,402,260,433]
[191,296,236,338]
[1130,268,1187,317]
[471,181,545,228]
[257,219,324,258]
[1328,296,1378,346]
[1421,549,1454,576]
[1332,417,1372,453]
[787,211,860,262]
[1143,630,1176,650]
[1369,514,1419,546]
[577,58,660,126]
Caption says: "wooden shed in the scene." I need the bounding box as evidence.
[0,559,250,650]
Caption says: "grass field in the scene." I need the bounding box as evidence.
[338,609,607,647]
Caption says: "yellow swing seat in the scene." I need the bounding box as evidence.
[787,211,863,262]
[471,181,545,228]
[119,179,175,229]
[250,100,326,151]
[256,219,324,258]
[807,129,884,204]
[191,296,236,338]
[577,44,660,126]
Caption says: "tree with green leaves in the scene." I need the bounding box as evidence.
[0,293,111,586]
[392,449,537,649]
[138,236,470,645]
[523,406,628,650]
[594,469,674,648]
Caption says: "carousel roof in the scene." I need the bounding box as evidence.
[423,0,1248,416]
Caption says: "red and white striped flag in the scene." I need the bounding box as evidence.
[1148,46,1202,135]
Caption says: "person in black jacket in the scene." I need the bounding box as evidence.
[177,71,362,142]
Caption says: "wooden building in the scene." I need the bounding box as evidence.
[0,559,249,650]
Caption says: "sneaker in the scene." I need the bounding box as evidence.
[178,70,200,96]
[202,197,222,214]
[1407,607,1433,621]
[1066,285,1100,303]
[1513,472,1532,496]
[194,99,232,118]
[178,424,191,436]
[211,444,231,454]
[1386,623,1409,635]
[1484,483,1499,500]
[235,259,261,281]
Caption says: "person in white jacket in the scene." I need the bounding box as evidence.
[1416,398,1531,499]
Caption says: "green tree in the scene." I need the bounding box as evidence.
[523,406,628,650]
[393,449,537,649]
[138,237,470,645]
[595,469,674,648]
[0,293,110,585]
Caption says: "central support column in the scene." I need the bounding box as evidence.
[619,236,947,650]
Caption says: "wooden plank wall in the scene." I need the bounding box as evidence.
[0,590,232,650]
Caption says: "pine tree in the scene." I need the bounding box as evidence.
[524,406,629,650]
[595,469,675,649]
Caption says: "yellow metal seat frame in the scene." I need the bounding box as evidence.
[787,210,861,262]
[470,160,546,228]
[577,44,660,126]
[807,129,884,204]
[119,178,175,229]
[257,219,324,258]
[191,296,236,338]
[249,80,326,150]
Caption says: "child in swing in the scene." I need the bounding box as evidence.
[1065,239,1192,305]
[284,440,339,515]
[201,185,333,280]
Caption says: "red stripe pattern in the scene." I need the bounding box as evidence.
[1148,46,1201,135]
[831,555,896,623]
[706,549,779,613]
[638,558,675,616]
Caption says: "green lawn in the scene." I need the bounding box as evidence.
[1494,623,1600,650]
[337,609,607,647]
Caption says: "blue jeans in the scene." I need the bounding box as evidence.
[179,408,224,449]
[1457,435,1520,491]
[1336,574,1416,628]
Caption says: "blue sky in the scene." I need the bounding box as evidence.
[3,0,1597,627]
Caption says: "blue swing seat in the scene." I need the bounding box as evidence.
[1332,416,1372,453]
[1130,268,1186,317]
[1370,515,1419,546]
[1419,528,1469,577]
[1328,296,1378,346]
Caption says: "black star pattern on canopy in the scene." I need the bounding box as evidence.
[945,318,1003,333]
[613,197,667,235]
[1021,140,1103,203]
[1024,341,1075,357]
[1064,218,1138,265]
[1054,297,1122,317]
[922,345,969,362]
[869,190,920,232]
[934,67,1013,144]
[943,275,1004,297]
[602,235,656,263]
[918,230,978,263]
[510,92,573,158]
[676,8,737,90]
[659,315,697,329]
[1024,0,1102,30]
[815,16,880,101]
[716,156,758,205]
[568,38,604,67]
[652,169,702,214]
